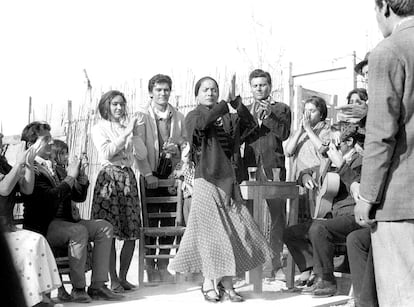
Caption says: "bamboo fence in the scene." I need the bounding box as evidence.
[63,71,284,219]
[1,70,284,219]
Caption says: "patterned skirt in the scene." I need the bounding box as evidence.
[168,178,273,280]
[6,229,61,307]
[92,165,141,240]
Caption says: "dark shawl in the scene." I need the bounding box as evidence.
[185,97,257,199]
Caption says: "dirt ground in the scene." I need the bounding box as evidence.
[56,245,352,307]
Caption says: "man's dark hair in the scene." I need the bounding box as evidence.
[340,123,366,148]
[249,69,272,87]
[375,0,414,16]
[21,121,51,149]
[148,74,172,93]
[98,90,127,120]
[304,96,328,121]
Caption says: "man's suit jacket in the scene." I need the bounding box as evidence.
[242,99,291,181]
[360,18,414,221]
[22,162,89,236]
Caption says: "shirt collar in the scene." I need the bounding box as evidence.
[393,16,414,33]
[35,156,55,175]
[152,104,173,120]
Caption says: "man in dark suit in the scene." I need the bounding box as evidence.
[21,121,123,303]
[355,1,414,305]
[242,69,291,281]
[283,127,364,297]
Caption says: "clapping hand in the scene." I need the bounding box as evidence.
[163,140,179,156]
[302,111,312,132]
[25,138,47,166]
[79,153,89,173]
[257,100,271,119]
[125,116,138,137]
[67,157,81,179]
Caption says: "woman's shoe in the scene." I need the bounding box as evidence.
[201,286,220,303]
[217,282,244,302]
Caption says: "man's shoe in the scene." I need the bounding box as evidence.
[301,277,323,295]
[147,269,161,283]
[87,285,124,301]
[57,286,72,302]
[71,288,92,303]
[312,280,337,298]
[159,269,175,282]
[306,272,317,287]
[294,279,308,287]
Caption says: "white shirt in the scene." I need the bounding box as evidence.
[92,120,147,168]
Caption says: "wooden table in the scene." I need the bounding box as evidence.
[239,180,300,293]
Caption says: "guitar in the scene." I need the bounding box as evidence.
[313,159,340,219]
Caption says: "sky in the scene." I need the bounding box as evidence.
[0,0,382,136]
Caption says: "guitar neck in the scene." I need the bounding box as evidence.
[320,158,333,182]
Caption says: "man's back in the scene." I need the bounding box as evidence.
[362,18,414,221]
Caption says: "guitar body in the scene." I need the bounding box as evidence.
[314,172,340,219]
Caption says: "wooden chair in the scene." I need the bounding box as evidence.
[13,202,91,287]
[138,176,186,286]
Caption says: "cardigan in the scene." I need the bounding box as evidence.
[185,97,257,199]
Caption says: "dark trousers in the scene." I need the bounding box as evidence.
[47,219,113,288]
[283,215,360,277]
[347,228,378,307]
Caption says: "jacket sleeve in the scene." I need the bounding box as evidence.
[233,97,258,142]
[185,101,229,138]
[261,103,292,141]
[72,180,90,202]
[133,114,153,176]
[359,44,404,204]
[338,154,362,190]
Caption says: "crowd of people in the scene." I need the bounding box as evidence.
[1,1,414,306]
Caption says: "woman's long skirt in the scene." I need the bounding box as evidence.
[6,229,61,306]
[168,178,273,280]
[92,165,141,240]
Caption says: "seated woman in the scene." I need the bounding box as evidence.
[285,96,333,285]
[168,76,273,302]
[0,135,61,307]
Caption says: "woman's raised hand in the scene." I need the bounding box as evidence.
[125,116,138,137]
[15,147,29,168]
[26,138,46,166]
[302,111,312,131]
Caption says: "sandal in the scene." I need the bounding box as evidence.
[217,282,244,302]
[201,285,220,303]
